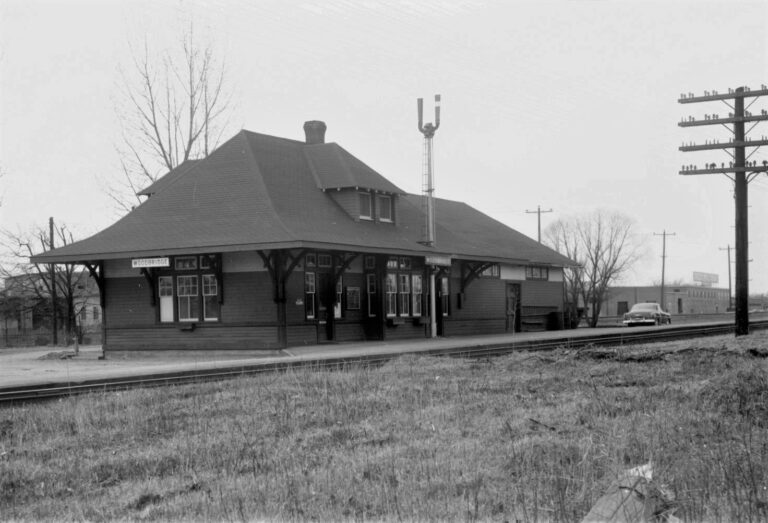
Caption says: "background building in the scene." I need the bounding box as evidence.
[601,284,731,318]
[0,272,102,346]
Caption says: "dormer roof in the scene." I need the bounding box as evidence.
[303,143,404,194]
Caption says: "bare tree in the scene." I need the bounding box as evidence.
[544,210,645,328]
[109,27,231,211]
[1,223,90,346]
[544,218,585,328]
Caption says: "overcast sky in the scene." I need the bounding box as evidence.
[2,0,768,293]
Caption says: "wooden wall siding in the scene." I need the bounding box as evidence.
[384,320,427,340]
[286,324,318,346]
[521,280,564,309]
[222,251,268,273]
[335,322,366,342]
[452,277,506,319]
[104,258,139,278]
[105,272,276,328]
[285,271,306,324]
[443,318,506,337]
[222,271,276,323]
[106,325,279,351]
[328,190,360,221]
[105,277,157,327]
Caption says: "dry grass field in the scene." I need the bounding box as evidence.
[2,332,768,522]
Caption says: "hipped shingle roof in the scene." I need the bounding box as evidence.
[32,129,573,267]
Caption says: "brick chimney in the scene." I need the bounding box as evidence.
[303,120,326,144]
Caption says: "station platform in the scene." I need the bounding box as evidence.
[0,322,737,393]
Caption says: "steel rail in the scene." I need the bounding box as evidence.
[2,320,766,405]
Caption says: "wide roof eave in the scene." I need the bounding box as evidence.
[30,239,572,267]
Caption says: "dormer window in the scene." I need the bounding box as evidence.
[378,194,393,222]
[359,192,372,220]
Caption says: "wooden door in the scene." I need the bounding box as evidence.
[506,283,521,333]
[317,273,334,342]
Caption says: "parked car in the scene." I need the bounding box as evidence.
[622,303,671,326]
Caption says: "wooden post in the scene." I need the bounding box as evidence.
[49,217,58,345]
[734,88,749,336]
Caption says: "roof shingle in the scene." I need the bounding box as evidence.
[32,128,573,267]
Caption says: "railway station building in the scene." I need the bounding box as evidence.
[32,122,574,353]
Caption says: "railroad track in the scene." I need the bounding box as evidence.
[2,320,767,405]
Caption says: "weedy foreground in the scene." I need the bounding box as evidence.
[2,332,768,522]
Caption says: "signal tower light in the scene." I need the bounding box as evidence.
[417,94,441,246]
[417,94,441,340]
[678,85,768,336]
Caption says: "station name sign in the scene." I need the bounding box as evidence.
[425,255,452,267]
[132,257,170,269]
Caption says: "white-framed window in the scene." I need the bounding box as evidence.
[158,276,174,323]
[378,194,393,222]
[318,254,332,268]
[480,264,500,278]
[440,276,450,317]
[359,192,372,220]
[305,253,317,268]
[347,287,361,310]
[364,256,376,270]
[399,257,411,270]
[334,277,343,319]
[385,273,397,317]
[398,273,411,317]
[159,254,222,323]
[386,257,398,270]
[177,275,199,321]
[305,272,316,319]
[367,274,377,317]
[412,275,423,316]
[525,265,549,281]
[202,274,218,321]
[175,256,197,270]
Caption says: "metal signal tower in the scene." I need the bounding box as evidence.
[678,85,768,335]
[418,94,441,246]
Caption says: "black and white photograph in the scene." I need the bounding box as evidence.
[1,1,767,521]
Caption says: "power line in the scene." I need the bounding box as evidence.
[653,230,676,311]
[525,205,553,243]
[678,85,768,336]
[719,245,733,310]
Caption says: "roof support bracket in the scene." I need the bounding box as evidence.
[140,268,157,306]
[460,261,495,294]
[333,253,359,283]
[84,261,105,308]
[259,249,309,303]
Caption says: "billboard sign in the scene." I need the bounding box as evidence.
[693,271,718,285]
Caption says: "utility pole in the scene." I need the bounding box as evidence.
[526,205,553,242]
[49,216,58,346]
[678,85,768,336]
[653,230,675,311]
[719,245,733,310]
